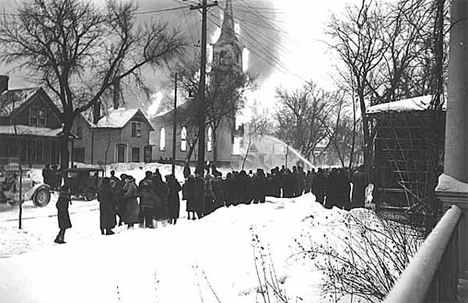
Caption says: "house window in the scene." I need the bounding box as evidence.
[76,126,83,140]
[116,144,126,163]
[132,122,142,138]
[132,147,140,162]
[180,126,187,152]
[159,128,166,151]
[38,109,46,127]
[207,127,213,152]
[29,108,38,126]
[73,148,85,163]
[144,145,152,163]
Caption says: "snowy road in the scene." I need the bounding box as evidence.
[0,195,102,258]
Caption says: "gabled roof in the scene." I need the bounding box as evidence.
[93,108,154,130]
[366,95,447,114]
[0,87,62,122]
[0,87,41,117]
[0,125,62,137]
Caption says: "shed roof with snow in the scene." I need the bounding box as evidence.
[366,95,446,115]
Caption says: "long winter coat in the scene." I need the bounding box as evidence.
[194,175,206,217]
[122,179,139,224]
[56,192,72,230]
[252,173,268,203]
[184,176,196,212]
[167,177,182,219]
[351,171,367,209]
[153,178,169,220]
[98,184,117,230]
[138,179,158,209]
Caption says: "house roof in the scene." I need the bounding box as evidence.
[0,87,41,117]
[366,95,447,114]
[93,108,154,130]
[0,125,62,137]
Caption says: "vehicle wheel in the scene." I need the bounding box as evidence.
[84,188,96,201]
[33,188,51,207]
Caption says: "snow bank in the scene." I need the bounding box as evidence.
[0,164,400,303]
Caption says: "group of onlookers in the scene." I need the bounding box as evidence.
[98,169,182,234]
[52,163,368,244]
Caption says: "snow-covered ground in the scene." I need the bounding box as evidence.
[0,163,387,303]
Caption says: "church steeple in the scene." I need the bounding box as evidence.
[217,0,237,43]
[212,0,242,70]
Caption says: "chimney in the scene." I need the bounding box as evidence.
[93,100,101,124]
[0,75,9,94]
[113,77,120,110]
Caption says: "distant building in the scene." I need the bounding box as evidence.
[0,75,63,166]
[72,108,154,165]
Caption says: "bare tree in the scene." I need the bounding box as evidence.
[274,81,337,163]
[326,0,445,175]
[0,0,187,169]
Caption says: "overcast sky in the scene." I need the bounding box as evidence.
[0,0,361,113]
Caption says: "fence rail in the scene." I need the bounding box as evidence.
[384,205,461,303]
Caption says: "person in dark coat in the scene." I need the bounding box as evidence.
[237,170,252,204]
[42,164,51,187]
[183,163,191,180]
[152,173,169,227]
[225,172,235,207]
[183,175,197,219]
[252,169,268,203]
[109,170,119,183]
[313,168,327,205]
[193,169,206,219]
[351,165,368,209]
[54,184,72,244]
[166,175,182,224]
[211,173,226,210]
[203,172,215,215]
[98,177,116,235]
[114,174,127,226]
[122,175,139,228]
[138,177,157,228]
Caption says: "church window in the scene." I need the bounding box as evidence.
[159,127,166,151]
[180,126,187,152]
[207,127,213,152]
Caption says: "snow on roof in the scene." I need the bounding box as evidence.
[93,108,139,128]
[366,95,446,114]
[0,88,40,117]
[0,125,62,137]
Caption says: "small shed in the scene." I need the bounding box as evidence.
[367,96,446,208]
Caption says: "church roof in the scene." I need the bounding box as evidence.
[216,0,238,45]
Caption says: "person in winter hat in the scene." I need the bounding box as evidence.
[98,177,116,235]
[122,175,139,228]
[55,184,72,244]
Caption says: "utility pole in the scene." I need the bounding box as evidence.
[190,0,218,173]
[172,73,177,176]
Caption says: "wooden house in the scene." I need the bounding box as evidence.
[367,95,446,208]
[72,108,154,165]
[0,76,63,166]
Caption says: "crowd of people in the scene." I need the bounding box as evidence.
[52,163,368,244]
